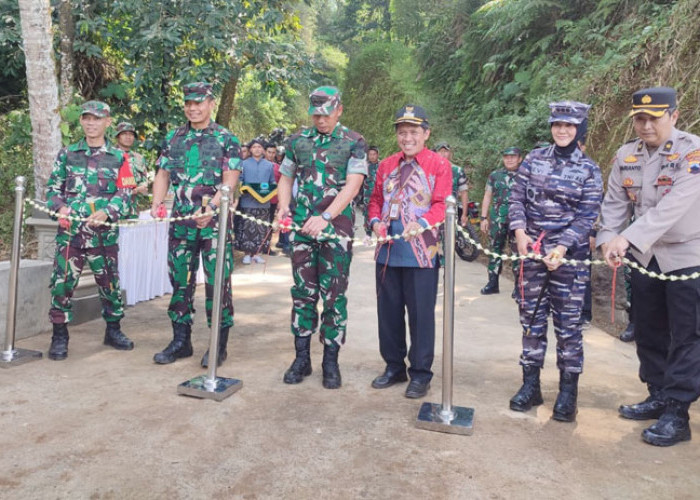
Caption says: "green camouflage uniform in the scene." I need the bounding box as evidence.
[361,161,379,234]
[47,136,132,324]
[486,167,517,275]
[157,120,241,328]
[280,121,368,346]
[125,151,148,217]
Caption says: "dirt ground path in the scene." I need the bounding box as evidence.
[2,246,699,499]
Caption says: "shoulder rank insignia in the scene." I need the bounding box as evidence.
[663,140,673,152]
[636,142,644,153]
[622,178,634,187]
[656,175,673,186]
[624,155,638,163]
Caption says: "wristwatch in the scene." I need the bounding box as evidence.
[321,211,332,222]
[208,201,218,212]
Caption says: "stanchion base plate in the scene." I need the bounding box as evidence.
[0,348,43,368]
[415,402,475,435]
[177,375,243,401]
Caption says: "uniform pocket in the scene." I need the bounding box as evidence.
[98,168,118,194]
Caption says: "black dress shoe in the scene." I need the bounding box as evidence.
[405,380,430,399]
[371,369,408,389]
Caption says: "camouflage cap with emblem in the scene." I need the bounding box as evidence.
[434,141,450,152]
[183,82,215,102]
[81,100,111,118]
[308,86,342,116]
[548,100,591,125]
[629,87,676,118]
[502,146,522,156]
[394,104,430,129]
[115,121,136,136]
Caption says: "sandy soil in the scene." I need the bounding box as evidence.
[2,245,699,499]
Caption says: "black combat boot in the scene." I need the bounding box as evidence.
[153,322,193,364]
[552,371,579,422]
[48,323,69,361]
[480,272,500,295]
[283,336,312,384]
[104,321,134,350]
[619,384,666,420]
[619,322,635,342]
[642,399,692,447]
[322,343,342,389]
[509,365,544,411]
[201,327,229,368]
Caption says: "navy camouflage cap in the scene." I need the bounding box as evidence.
[394,104,429,129]
[308,86,342,115]
[501,146,522,156]
[81,100,110,118]
[629,87,677,118]
[183,82,214,102]
[434,141,451,152]
[115,121,136,136]
[548,100,591,125]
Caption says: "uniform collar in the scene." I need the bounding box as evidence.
[185,120,218,134]
[69,138,117,155]
[398,147,431,166]
[302,122,343,139]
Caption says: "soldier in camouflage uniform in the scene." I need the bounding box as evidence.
[356,145,380,237]
[46,101,137,360]
[479,147,522,295]
[276,86,368,389]
[508,102,603,422]
[150,82,241,368]
[435,142,469,225]
[115,122,149,218]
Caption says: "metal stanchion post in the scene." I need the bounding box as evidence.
[1,176,43,367]
[177,185,242,400]
[415,195,474,434]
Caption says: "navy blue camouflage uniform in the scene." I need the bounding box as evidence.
[509,144,603,373]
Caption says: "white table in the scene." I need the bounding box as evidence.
[118,212,204,306]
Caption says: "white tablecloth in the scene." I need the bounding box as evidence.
[118,212,204,306]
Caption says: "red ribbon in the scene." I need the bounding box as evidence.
[611,260,621,323]
[520,231,546,301]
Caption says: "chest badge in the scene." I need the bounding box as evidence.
[622,178,635,187]
[668,153,680,161]
[385,179,395,192]
[656,175,673,186]
[624,155,638,163]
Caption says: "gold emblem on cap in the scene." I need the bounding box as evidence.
[641,95,652,104]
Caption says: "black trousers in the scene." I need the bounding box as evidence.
[631,257,700,403]
[375,264,439,383]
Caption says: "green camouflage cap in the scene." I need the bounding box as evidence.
[501,146,522,155]
[183,82,214,102]
[81,100,110,118]
[115,122,136,136]
[434,141,451,152]
[308,86,341,116]
[534,141,551,149]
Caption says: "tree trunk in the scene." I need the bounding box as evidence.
[58,0,75,106]
[18,0,62,201]
[215,65,241,128]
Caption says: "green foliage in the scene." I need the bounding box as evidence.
[0,110,33,255]
[228,73,302,142]
[0,0,26,111]
[341,41,425,155]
